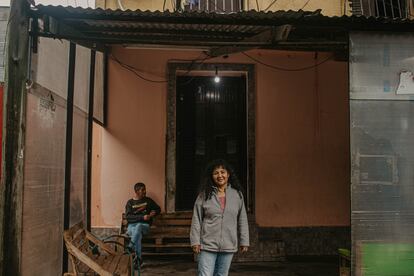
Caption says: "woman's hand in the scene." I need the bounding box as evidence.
[240,246,249,253]
[192,245,201,254]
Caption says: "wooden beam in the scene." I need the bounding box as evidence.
[0,0,30,275]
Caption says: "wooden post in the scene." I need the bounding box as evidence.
[0,0,30,275]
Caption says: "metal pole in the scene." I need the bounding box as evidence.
[367,0,372,16]
[390,0,395,17]
[396,0,402,17]
[62,42,76,274]
[86,50,96,232]
[360,0,364,15]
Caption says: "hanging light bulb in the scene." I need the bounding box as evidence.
[214,66,220,83]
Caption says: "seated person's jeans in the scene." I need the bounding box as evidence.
[126,222,150,258]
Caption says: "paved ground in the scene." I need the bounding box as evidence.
[139,259,338,276]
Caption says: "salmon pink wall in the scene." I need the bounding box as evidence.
[254,51,349,227]
[92,48,349,227]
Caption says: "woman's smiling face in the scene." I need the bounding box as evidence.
[212,166,230,188]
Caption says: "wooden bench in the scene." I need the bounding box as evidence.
[63,221,132,276]
[121,212,193,257]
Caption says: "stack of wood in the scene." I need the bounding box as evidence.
[143,211,193,258]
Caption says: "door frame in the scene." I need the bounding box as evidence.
[166,63,256,213]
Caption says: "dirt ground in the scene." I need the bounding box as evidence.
[139,258,338,276]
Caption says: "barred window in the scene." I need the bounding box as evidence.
[181,0,243,13]
[350,0,409,18]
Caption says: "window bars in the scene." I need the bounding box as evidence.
[182,0,243,13]
[351,0,409,18]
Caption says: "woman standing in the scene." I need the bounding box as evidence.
[190,159,249,276]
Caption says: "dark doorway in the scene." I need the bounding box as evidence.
[176,76,247,211]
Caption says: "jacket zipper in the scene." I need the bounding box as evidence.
[219,192,226,252]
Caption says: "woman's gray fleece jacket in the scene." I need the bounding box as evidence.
[190,186,249,253]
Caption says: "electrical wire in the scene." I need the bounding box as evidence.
[110,52,214,84]
[264,0,278,12]
[110,54,168,83]
[241,51,333,72]
[255,0,260,11]
[176,54,213,86]
[300,0,311,10]
[117,0,126,10]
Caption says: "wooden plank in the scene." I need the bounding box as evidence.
[159,212,193,219]
[153,219,192,226]
[66,242,112,276]
[142,252,193,256]
[143,243,190,248]
[155,238,163,245]
[107,255,122,273]
[95,254,107,266]
[66,222,84,239]
[113,255,130,276]
[101,254,117,272]
[85,231,117,255]
[147,227,190,237]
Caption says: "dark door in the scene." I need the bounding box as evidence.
[176,76,247,211]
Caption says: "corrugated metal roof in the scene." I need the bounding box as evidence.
[30,5,414,51]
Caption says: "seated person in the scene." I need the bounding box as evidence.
[125,182,161,267]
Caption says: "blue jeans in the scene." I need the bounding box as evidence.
[198,250,234,276]
[126,222,150,258]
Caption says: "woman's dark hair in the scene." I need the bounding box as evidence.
[199,159,243,200]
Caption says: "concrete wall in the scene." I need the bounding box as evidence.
[92,47,349,228]
[99,0,346,16]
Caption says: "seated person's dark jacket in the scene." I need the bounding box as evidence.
[125,197,161,225]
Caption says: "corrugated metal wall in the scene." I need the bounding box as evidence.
[350,32,414,275]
